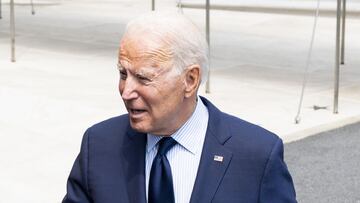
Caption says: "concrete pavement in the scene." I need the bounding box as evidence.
[285,121,360,202]
[1,0,360,202]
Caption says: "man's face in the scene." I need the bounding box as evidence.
[118,35,188,135]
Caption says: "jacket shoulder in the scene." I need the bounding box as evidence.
[90,114,129,130]
[224,113,278,139]
[220,112,280,155]
[85,114,129,141]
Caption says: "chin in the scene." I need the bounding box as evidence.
[129,121,150,133]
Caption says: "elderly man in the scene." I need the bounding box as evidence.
[63,12,296,203]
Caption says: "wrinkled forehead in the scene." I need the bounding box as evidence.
[119,33,174,68]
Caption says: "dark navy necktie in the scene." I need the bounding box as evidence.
[148,137,177,203]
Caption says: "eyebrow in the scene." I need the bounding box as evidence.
[117,63,157,79]
[135,68,156,79]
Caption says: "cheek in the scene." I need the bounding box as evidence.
[158,83,184,110]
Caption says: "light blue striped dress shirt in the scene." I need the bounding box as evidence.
[146,97,209,203]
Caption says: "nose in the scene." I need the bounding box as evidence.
[119,77,139,101]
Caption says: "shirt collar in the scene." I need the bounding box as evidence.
[147,96,208,155]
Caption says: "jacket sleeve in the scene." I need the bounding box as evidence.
[62,129,93,203]
[259,138,297,203]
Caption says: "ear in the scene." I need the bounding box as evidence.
[184,64,201,98]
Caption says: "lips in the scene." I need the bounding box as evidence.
[130,109,146,114]
[127,107,147,119]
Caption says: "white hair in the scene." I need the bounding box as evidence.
[122,11,209,84]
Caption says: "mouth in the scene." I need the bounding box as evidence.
[130,109,146,114]
[128,108,147,118]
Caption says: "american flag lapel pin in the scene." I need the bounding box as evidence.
[214,155,224,162]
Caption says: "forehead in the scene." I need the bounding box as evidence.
[119,34,173,67]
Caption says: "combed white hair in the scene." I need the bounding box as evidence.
[122,11,209,84]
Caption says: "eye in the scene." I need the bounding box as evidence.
[119,70,127,80]
[136,74,151,83]
[117,63,127,80]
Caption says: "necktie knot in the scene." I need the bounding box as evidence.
[157,137,177,156]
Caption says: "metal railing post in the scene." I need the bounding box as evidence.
[152,0,155,11]
[10,0,16,62]
[334,0,341,114]
[31,0,35,15]
[177,0,183,13]
[205,0,210,93]
[0,0,2,19]
[340,0,346,65]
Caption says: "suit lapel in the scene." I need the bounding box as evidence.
[190,132,233,203]
[190,97,233,203]
[122,123,147,203]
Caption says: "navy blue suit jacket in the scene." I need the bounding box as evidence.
[63,97,296,203]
